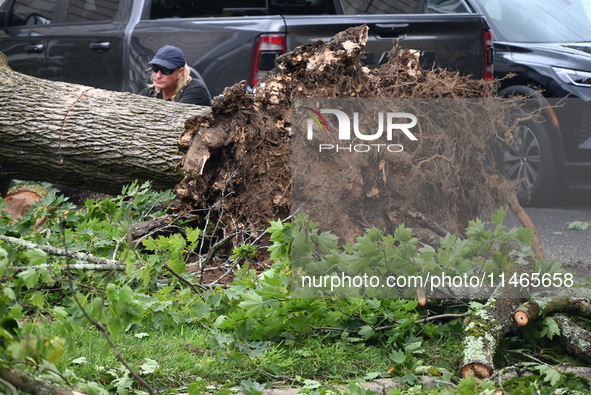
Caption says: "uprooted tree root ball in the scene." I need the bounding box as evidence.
[176,25,534,250]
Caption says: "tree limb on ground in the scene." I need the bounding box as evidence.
[514,298,591,326]
[0,234,124,267]
[554,314,591,365]
[460,296,526,379]
[0,366,87,395]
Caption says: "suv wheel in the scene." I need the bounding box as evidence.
[498,117,561,206]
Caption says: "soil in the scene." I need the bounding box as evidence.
[175,25,519,260]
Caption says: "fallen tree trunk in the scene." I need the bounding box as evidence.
[0,53,209,195]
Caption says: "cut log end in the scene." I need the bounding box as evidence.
[416,287,428,306]
[2,185,48,221]
[460,363,493,380]
[513,310,529,326]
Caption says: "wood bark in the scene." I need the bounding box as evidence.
[554,314,591,365]
[0,53,210,195]
[0,234,124,267]
[0,366,86,395]
[514,298,591,326]
[460,296,525,380]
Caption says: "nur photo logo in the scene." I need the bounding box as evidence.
[300,105,418,153]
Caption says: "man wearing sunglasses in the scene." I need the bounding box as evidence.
[140,45,211,106]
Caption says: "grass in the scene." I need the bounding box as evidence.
[51,321,463,392]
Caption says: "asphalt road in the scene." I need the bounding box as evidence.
[513,187,591,267]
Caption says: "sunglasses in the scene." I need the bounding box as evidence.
[150,64,178,75]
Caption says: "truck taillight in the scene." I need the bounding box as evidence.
[251,34,286,87]
[484,31,494,80]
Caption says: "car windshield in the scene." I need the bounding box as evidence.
[475,0,591,42]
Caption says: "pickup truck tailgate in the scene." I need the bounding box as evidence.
[284,14,490,79]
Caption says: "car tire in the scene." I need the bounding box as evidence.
[496,116,562,206]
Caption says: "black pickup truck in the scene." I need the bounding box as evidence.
[0,0,493,98]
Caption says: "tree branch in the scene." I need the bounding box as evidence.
[8,264,124,272]
[0,235,127,267]
[0,366,78,395]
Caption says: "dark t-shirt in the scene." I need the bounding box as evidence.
[139,78,211,106]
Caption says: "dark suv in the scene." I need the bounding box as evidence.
[429,0,591,205]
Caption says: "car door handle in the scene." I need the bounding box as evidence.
[374,23,410,32]
[374,23,410,38]
[24,43,45,53]
[89,42,111,51]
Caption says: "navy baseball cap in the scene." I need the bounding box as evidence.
[149,45,186,69]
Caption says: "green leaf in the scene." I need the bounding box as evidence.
[46,345,65,363]
[490,207,508,225]
[515,227,536,244]
[540,316,560,340]
[240,379,266,395]
[7,342,27,360]
[71,357,88,365]
[166,233,188,253]
[317,231,339,253]
[404,340,423,353]
[302,379,322,389]
[567,221,591,231]
[28,291,45,308]
[238,293,265,317]
[538,365,562,386]
[0,247,7,277]
[168,258,186,274]
[186,227,201,243]
[358,325,375,339]
[113,372,134,394]
[24,248,47,265]
[3,287,16,300]
[390,350,407,364]
[364,371,382,381]
[139,358,159,375]
[231,243,257,259]
[17,268,39,289]
[106,284,144,328]
[403,372,417,385]
[188,378,207,395]
[455,376,478,394]
[141,237,157,251]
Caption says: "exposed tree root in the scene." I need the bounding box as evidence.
[506,190,545,260]
[176,25,528,244]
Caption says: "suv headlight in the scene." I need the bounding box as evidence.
[553,67,591,86]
